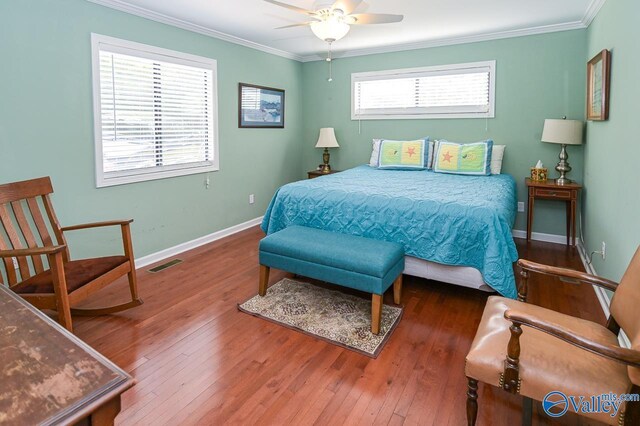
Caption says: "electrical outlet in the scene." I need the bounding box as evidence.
[517,202,525,212]
[12,257,19,270]
[601,241,606,260]
[249,194,255,204]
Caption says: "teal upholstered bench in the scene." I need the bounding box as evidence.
[258,226,405,334]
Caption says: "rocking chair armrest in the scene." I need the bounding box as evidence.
[61,219,133,232]
[0,245,67,258]
[504,309,640,367]
[517,259,619,292]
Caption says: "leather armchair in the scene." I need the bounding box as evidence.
[464,246,640,425]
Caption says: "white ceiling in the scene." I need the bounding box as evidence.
[90,0,604,61]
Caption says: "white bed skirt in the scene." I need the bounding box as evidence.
[404,256,495,293]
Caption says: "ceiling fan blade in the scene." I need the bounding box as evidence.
[349,13,404,24]
[264,0,317,16]
[331,0,363,15]
[275,21,315,29]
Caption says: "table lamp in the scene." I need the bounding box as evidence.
[541,118,583,185]
[315,128,340,173]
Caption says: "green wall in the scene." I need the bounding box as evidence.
[0,0,303,259]
[584,0,640,281]
[3,0,619,264]
[301,30,587,234]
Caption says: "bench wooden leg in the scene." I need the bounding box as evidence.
[393,274,403,305]
[371,293,383,335]
[259,265,270,296]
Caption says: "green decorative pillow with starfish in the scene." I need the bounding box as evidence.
[377,139,430,170]
[434,140,494,175]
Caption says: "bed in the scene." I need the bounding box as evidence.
[261,165,519,298]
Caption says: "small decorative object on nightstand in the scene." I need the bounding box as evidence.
[308,169,340,179]
[530,160,547,181]
[526,178,582,247]
[541,118,583,185]
[315,128,340,173]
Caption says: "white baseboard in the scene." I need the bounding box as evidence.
[576,238,630,348]
[135,216,263,269]
[512,229,567,244]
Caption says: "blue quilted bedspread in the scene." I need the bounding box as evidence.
[261,166,519,298]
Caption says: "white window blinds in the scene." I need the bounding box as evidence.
[92,34,218,187]
[351,61,495,120]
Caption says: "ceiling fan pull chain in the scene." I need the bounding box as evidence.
[327,41,333,82]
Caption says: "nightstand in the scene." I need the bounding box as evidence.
[308,170,341,179]
[525,178,582,247]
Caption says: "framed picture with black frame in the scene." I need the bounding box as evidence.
[238,83,285,128]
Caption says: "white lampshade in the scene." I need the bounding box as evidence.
[310,18,350,42]
[541,119,584,145]
[315,128,340,148]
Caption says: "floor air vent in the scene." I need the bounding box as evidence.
[148,259,183,273]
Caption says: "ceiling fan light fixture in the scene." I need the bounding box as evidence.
[310,17,350,42]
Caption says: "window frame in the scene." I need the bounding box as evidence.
[351,60,496,120]
[91,33,219,188]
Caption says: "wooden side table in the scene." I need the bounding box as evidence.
[525,178,582,247]
[308,169,341,179]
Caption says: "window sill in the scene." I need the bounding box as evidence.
[96,164,219,188]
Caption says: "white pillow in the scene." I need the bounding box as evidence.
[491,145,506,174]
[369,139,382,167]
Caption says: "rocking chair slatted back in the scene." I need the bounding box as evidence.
[0,177,68,286]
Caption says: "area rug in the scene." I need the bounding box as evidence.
[238,278,403,358]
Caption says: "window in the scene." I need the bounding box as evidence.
[351,61,495,120]
[91,34,218,187]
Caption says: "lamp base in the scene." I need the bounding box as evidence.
[554,144,572,185]
[321,148,331,173]
[555,177,572,185]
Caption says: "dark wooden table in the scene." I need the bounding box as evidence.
[0,285,134,425]
[525,178,582,247]
[307,169,341,179]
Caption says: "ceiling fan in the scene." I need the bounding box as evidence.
[265,0,404,80]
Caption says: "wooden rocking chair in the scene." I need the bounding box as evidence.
[0,177,143,332]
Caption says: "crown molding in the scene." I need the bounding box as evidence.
[299,20,587,62]
[582,0,607,26]
[87,0,305,61]
[89,0,606,64]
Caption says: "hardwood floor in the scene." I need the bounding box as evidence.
[71,226,607,425]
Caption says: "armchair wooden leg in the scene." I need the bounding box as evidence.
[393,274,403,305]
[522,397,532,426]
[371,293,382,335]
[466,377,478,426]
[624,385,640,425]
[259,265,270,296]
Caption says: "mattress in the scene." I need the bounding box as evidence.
[261,165,519,298]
